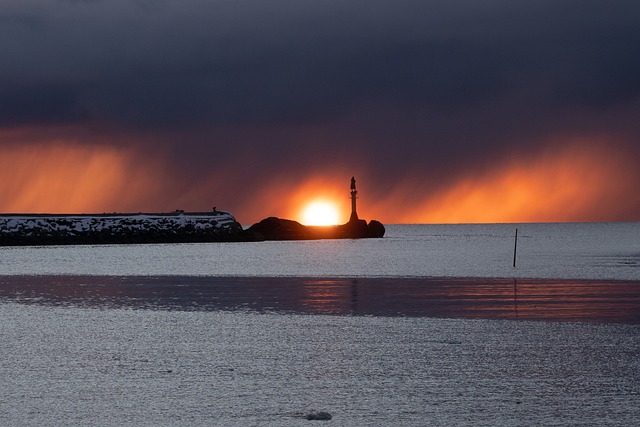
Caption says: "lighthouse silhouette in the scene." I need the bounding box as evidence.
[350,176,359,222]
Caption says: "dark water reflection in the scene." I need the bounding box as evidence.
[1,275,639,324]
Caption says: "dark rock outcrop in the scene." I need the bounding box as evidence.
[244,217,385,241]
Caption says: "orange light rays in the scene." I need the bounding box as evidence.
[0,142,167,213]
[2,128,637,223]
[368,139,639,223]
[226,138,638,225]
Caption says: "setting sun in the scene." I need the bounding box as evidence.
[301,201,340,226]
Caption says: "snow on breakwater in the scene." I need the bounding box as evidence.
[0,211,243,245]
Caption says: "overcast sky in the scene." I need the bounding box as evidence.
[1,0,639,223]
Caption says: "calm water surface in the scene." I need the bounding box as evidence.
[1,223,638,279]
[1,223,639,425]
[2,304,639,426]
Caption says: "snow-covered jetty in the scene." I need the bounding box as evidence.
[0,211,244,246]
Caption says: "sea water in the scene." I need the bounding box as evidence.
[1,223,639,426]
[2,304,639,426]
[1,222,638,280]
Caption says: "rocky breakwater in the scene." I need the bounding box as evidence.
[0,211,244,246]
[245,216,385,240]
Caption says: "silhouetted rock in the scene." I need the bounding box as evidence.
[244,217,385,241]
[245,217,310,240]
[367,220,386,238]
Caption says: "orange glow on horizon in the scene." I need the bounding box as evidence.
[0,135,358,224]
[1,131,638,224]
[0,142,170,214]
[364,139,639,223]
[233,173,354,224]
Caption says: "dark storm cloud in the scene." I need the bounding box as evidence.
[2,0,640,187]
[1,0,637,124]
[0,84,87,125]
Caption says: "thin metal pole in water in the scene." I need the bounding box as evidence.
[513,228,518,267]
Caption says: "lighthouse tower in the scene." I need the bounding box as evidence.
[350,176,359,222]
